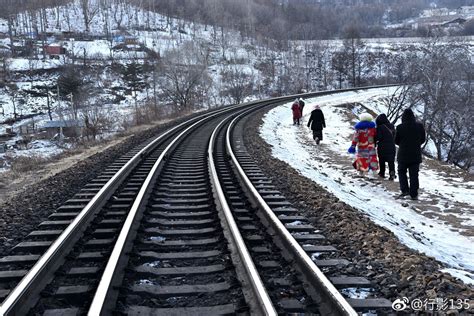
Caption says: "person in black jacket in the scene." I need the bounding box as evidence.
[375,114,396,180]
[394,108,426,200]
[307,105,326,144]
[298,98,305,116]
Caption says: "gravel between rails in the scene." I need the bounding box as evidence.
[0,112,206,257]
[242,107,474,307]
[1,104,472,310]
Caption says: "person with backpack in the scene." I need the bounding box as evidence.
[375,113,396,180]
[307,105,326,144]
[348,113,378,176]
[394,108,426,200]
[291,99,302,125]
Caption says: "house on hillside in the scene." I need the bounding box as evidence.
[18,121,37,135]
[42,119,84,138]
[113,34,138,45]
[44,44,67,59]
[411,15,465,31]
[12,39,35,57]
[0,128,15,144]
[0,44,9,52]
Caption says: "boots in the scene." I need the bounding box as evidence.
[389,171,396,181]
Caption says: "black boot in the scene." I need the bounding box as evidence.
[389,171,396,181]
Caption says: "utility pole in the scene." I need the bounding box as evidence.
[57,84,61,110]
[46,88,52,120]
[70,93,77,120]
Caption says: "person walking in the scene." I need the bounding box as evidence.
[348,113,378,176]
[291,99,302,125]
[307,105,326,144]
[375,113,396,180]
[394,108,426,200]
[298,98,306,116]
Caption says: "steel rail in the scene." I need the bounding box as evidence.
[0,84,397,315]
[0,104,244,316]
[208,114,277,316]
[86,84,398,315]
[225,111,359,316]
[87,105,250,315]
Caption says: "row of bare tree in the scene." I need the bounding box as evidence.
[0,1,472,167]
[3,0,473,39]
[380,39,473,169]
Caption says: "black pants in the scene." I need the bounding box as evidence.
[398,162,420,198]
[379,157,395,177]
[312,130,323,141]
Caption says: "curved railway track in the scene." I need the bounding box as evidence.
[0,88,393,315]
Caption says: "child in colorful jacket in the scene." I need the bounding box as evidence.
[348,113,379,176]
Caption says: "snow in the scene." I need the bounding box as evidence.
[260,87,474,285]
[9,139,64,158]
[64,40,111,59]
[441,268,474,285]
[341,287,372,299]
[8,58,64,71]
[0,0,472,176]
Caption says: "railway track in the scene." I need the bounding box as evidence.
[0,89,393,315]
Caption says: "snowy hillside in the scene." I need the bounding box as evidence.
[260,87,474,285]
[0,0,269,169]
[0,0,472,172]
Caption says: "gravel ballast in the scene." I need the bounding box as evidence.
[0,104,472,313]
[0,113,202,257]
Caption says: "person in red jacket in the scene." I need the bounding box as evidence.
[348,113,379,176]
[291,99,302,125]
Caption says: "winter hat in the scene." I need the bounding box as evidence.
[375,113,390,126]
[314,105,320,109]
[359,113,373,122]
[299,98,304,101]
[401,108,415,122]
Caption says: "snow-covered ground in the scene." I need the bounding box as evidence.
[260,87,474,285]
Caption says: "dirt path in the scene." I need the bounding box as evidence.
[244,107,474,308]
[0,120,172,207]
[297,105,473,237]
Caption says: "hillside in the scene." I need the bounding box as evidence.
[1,0,474,38]
[0,0,472,173]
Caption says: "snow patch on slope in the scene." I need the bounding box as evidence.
[260,87,474,284]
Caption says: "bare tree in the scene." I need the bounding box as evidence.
[0,50,10,83]
[342,26,366,87]
[6,84,18,119]
[406,38,473,168]
[158,42,209,112]
[159,63,207,112]
[332,51,348,89]
[382,85,419,124]
[109,0,125,30]
[81,104,113,140]
[220,66,255,104]
[81,0,99,33]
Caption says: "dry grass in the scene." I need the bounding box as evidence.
[8,155,52,173]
